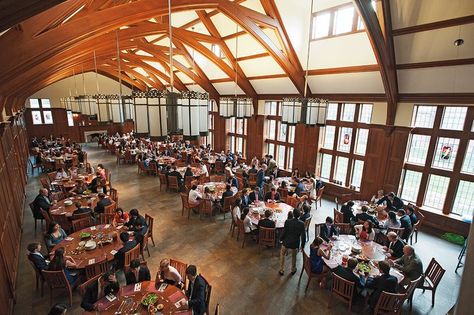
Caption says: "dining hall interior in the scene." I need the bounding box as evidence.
[1,0,474,314]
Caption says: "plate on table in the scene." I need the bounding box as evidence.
[84,240,97,250]
[141,293,159,306]
[64,200,73,206]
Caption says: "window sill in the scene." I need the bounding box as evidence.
[418,206,472,223]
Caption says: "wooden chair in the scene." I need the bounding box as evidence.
[180,193,192,217]
[27,254,44,296]
[116,151,126,164]
[109,188,118,204]
[215,160,224,174]
[248,173,257,187]
[258,227,276,255]
[314,223,325,238]
[97,213,114,225]
[335,223,352,235]
[299,250,327,292]
[214,303,220,315]
[222,195,234,219]
[333,208,344,224]
[158,173,168,191]
[400,275,422,311]
[29,202,44,231]
[328,273,355,311]
[84,257,109,280]
[145,214,156,247]
[199,199,214,220]
[304,215,312,239]
[184,176,194,189]
[42,270,74,306]
[410,211,425,245]
[201,274,212,315]
[168,176,180,192]
[335,197,340,211]
[140,233,151,260]
[314,186,325,209]
[104,203,116,215]
[286,195,299,208]
[417,258,445,307]
[40,209,52,229]
[71,217,92,232]
[47,171,57,182]
[387,227,405,239]
[124,243,141,271]
[236,218,251,248]
[170,259,188,290]
[373,291,406,315]
[277,187,288,203]
[40,177,51,190]
[79,274,101,297]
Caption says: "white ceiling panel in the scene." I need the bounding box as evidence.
[308,72,384,93]
[143,61,167,74]
[394,23,474,64]
[309,32,377,69]
[212,82,244,95]
[187,84,206,93]
[241,0,266,14]
[186,22,211,35]
[398,65,474,93]
[250,77,298,94]
[224,34,266,58]
[314,0,351,12]
[210,13,238,37]
[175,71,193,84]
[170,11,198,28]
[391,0,474,29]
[192,50,228,80]
[239,56,285,77]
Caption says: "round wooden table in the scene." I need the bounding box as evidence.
[177,166,206,177]
[273,177,313,193]
[49,194,102,217]
[248,201,293,229]
[156,156,176,165]
[52,224,124,269]
[84,281,190,314]
[197,182,238,200]
[321,235,404,283]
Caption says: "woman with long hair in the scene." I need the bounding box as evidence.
[45,221,68,250]
[48,247,78,285]
[354,220,375,241]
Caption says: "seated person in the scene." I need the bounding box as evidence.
[55,168,68,180]
[112,208,129,226]
[258,209,276,229]
[48,247,78,285]
[319,216,338,242]
[354,221,375,241]
[406,205,418,226]
[355,206,379,227]
[70,179,88,195]
[181,265,206,315]
[240,189,250,207]
[45,221,68,250]
[220,184,234,206]
[249,187,263,203]
[125,209,147,232]
[340,201,356,224]
[332,258,366,290]
[72,202,92,217]
[125,259,151,285]
[168,166,184,186]
[263,176,276,193]
[27,242,49,271]
[382,211,401,229]
[377,192,404,211]
[397,209,413,240]
[309,237,331,276]
[81,272,119,311]
[156,258,183,288]
[366,260,398,308]
[88,171,103,193]
[94,193,111,214]
[188,185,202,208]
[184,165,194,177]
[241,207,257,235]
[34,188,53,213]
[132,220,148,247]
[299,204,311,222]
[294,179,305,196]
[291,168,300,179]
[114,232,137,270]
[384,231,405,259]
[371,189,385,204]
[264,187,280,202]
[232,198,242,222]
[393,245,423,286]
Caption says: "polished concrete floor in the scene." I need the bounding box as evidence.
[15,145,465,314]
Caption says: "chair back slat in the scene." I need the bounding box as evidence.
[84,257,109,280]
[332,273,355,306]
[168,176,179,191]
[314,223,325,238]
[42,270,71,290]
[374,291,406,314]
[50,213,73,233]
[258,227,276,247]
[302,250,313,275]
[124,243,141,270]
[170,259,188,290]
[200,274,212,315]
[316,186,325,201]
[109,188,118,203]
[222,196,234,213]
[200,199,213,216]
[79,275,101,297]
[40,209,52,228]
[335,223,352,235]
[104,203,116,215]
[71,217,92,232]
[333,208,344,224]
[425,258,445,287]
[145,214,154,238]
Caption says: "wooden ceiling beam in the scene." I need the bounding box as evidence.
[396,58,474,69]
[353,0,397,125]
[393,14,474,36]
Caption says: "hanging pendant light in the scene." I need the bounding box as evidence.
[282,0,327,126]
[219,23,253,119]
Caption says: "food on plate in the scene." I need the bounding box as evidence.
[357,262,371,274]
[141,293,158,306]
[80,232,91,239]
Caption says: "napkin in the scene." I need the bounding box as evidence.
[90,226,97,231]
[110,249,118,255]
[175,298,186,309]
[104,224,110,229]
[88,259,95,265]
[105,294,117,302]
[134,283,142,292]
[65,237,74,241]
[158,283,168,292]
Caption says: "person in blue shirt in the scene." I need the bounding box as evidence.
[256,165,266,189]
[294,178,305,196]
[309,237,331,275]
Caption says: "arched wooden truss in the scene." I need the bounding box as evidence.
[0,0,397,121]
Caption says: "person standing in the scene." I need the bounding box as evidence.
[279,208,306,276]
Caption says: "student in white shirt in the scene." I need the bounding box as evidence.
[188,185,202,208]
[156,259,183,288]
[200,162,209,177]
[241,207,256,234]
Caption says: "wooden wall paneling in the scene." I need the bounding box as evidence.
[212,115,227,152]
[292,125,319,174]
[246,115,265,160]
[382,128,410,194]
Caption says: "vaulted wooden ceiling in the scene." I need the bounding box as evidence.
[1,0,474,124]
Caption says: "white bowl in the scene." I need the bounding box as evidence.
[84,240,97,250]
